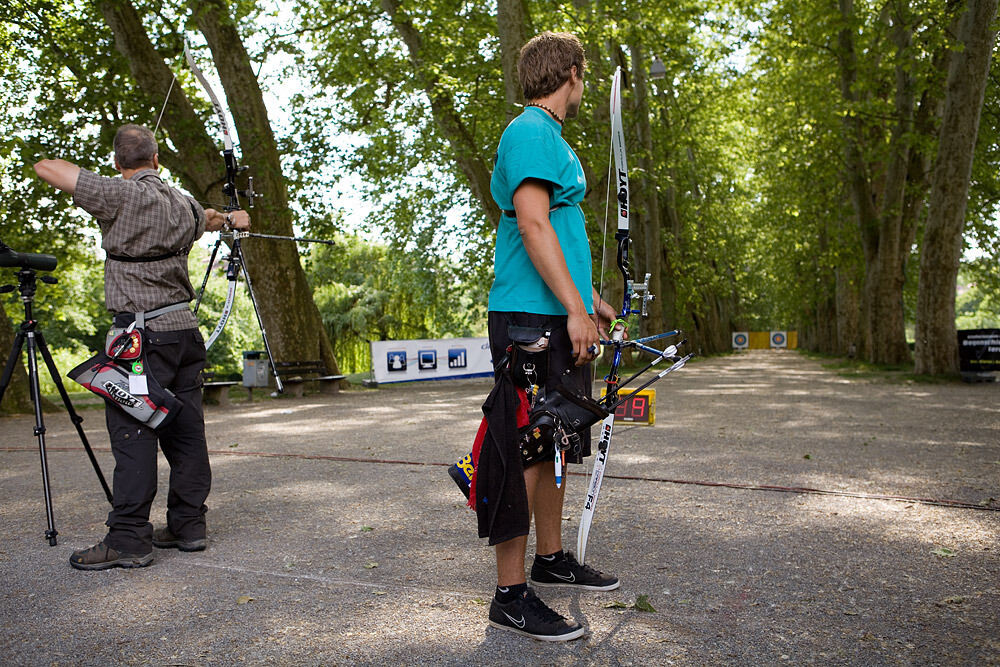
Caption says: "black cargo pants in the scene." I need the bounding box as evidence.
[103,327,210,554]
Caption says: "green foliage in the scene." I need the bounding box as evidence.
[290,0,500,262]
[189,245,265,377]
[5,0,999,380]
[736,0,1000,348]
[305,234,486,374]
[956,267,1000,330]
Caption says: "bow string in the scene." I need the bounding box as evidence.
[183,41,256,213]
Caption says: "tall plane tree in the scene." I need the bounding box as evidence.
[2,0,340,377]
[915,0,1000,374]
[299,0,752,354]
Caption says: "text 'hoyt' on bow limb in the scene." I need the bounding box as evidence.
[576,66,695,563]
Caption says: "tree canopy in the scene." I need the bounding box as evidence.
[1,0,998,410]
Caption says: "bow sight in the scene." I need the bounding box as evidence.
[221,145,259,212]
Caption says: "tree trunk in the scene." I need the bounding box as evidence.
[496,0,530,122]
[99,0,340,375]
[0,306,32,415]
[837,0,919,365]
[835,263,861,356]
[194,1,340,373]
[381,0,501,227]
[915,0,1000,374]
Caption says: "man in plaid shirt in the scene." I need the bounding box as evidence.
[34,124,249,570]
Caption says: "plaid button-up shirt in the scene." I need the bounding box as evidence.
[73,168,207,331]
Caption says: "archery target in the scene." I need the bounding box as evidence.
[770,331,787,348]
[732,332,749,349]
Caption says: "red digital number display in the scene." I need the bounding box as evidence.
[602,389,655,424]
[615,394,649,422]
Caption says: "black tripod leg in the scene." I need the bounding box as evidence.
[34,332,112,502]
[234,241,285,394]
[193,237,222,316]
[22,330,59,545]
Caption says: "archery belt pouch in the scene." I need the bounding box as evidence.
[68,304,187,430]
[507,324,550,389]
[507,320,609,467]
[520,384,610,467]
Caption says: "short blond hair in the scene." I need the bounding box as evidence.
[518,32,586,100]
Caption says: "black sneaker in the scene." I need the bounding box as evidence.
[529,551,620,591]
[488,587,585,641]
[152,527,206,552]
[69,540,153,571]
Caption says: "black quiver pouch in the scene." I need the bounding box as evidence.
[519,383,609,466]
[505,321,610,467]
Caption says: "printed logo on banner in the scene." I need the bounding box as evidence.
[770,331,787,348]
[418,349,437,370]
[448,348,468,369]
[732,332,749,349]
[387,351,407,372]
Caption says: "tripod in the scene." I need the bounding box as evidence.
[195,233,284,393]
[0,268,112,546]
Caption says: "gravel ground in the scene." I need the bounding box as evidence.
[0,350,997,665]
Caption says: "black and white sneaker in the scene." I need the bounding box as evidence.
[529,551,620,591]
[488,588,585,641]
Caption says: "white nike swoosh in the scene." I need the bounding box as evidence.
[503,611,526,628]
[548,571,576,582]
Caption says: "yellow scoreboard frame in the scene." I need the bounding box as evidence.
[599,388,656,425]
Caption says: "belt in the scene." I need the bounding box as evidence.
[501,204,567,218]
[113,302,190,329]
[107,248,189,263]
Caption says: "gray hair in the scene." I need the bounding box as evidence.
[113,124,157,169]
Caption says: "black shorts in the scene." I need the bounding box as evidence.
[488,311,593,464]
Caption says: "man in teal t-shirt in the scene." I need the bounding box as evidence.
[480,32,620,642]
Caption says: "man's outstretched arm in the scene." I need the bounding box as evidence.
[33,159,81,194]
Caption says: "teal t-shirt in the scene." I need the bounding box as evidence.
[488,106,593,315]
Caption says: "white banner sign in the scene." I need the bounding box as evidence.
[370,337,494,384]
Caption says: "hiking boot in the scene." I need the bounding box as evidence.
[488,587,585,641]
[69,540,153,571]
[152,527,206,552]
[529,551,620,591]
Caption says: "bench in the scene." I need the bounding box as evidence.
[273,360,346,398]
[202,371,240,406]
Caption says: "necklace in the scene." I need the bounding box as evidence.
[527,103,563,125]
